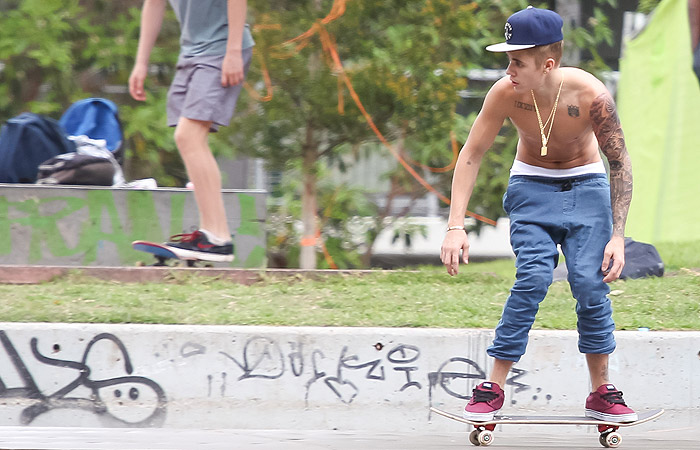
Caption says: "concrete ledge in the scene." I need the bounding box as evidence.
[0,184,266,268]
[0,323,696,431]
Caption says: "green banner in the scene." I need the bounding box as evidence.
[617,0,700,243]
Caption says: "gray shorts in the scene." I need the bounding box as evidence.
[166,47,253,132]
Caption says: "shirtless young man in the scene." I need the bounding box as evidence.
[440,6,637,422]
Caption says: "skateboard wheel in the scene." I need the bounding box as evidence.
[478,430,493,446]
[468,429,481,446]
[600,431,622,448]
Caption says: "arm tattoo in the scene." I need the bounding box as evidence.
[590,92,633,237]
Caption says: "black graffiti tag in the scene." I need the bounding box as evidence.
[428,357,531,407]
[428,357,486,401]
[387,344,421,391]
[0,330,167,427]
[220,336,285,380]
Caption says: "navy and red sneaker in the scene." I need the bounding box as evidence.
[463,382,505,421]
[163,230,234,262]
[585,384,638,423]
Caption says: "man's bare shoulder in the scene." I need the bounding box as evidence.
[488,76,517,97]
[476,76,515,120]
[562,67,605,86]
[482,76,517,109]
[562,67,609,104]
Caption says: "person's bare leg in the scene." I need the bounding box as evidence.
[489,358,514,388]
[173,117,230,240]
[586,353,610,391]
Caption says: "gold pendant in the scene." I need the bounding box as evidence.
[541,146,547,156]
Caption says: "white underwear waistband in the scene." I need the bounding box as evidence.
[510,160,607,178]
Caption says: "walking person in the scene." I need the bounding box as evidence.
[129,0,254,262]
[440,6,637,423]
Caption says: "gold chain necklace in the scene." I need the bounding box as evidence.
[531,74,564,157]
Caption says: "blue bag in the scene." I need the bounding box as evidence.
[59,98,124,163]
[0,113,76,183]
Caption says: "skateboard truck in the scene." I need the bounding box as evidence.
[468,424,495,446]
[152,255,196,267]
[598,425,622,448]
[133,241,206,267]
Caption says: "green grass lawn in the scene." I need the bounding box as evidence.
[1,240,698,330]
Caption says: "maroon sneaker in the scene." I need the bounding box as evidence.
[585,384,638,422]
[463,382,505,421]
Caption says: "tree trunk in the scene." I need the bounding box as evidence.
[361,176,397,267]
[300,2,324,270]
[299,124,318,270]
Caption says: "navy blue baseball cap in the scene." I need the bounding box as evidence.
[486,6,564,52]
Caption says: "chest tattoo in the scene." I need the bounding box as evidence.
[568,104,580,117]
[514,100,534,111]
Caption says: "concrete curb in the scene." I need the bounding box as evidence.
[0,323,696,432]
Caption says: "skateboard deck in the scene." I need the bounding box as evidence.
[430,407,664,448]
[132,240,198,267]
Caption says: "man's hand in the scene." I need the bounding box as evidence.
[441,230,470,276]
[602,235,626,282]
[221,51,244,87]
[128,63,148,101]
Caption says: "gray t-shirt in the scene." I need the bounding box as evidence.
[169,0,255,57]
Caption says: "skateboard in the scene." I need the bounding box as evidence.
[430,407,664,448]
[132,240,200,267]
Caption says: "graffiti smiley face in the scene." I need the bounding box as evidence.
[95,377,167,426]
[81,334,167,426]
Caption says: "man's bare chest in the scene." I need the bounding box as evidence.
[505,94,600,165]
[508,96,590,145]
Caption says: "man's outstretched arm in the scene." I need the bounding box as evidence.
[590,91,633,282]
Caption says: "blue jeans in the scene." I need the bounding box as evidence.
[487,174,616,362]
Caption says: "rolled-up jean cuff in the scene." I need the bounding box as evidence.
[579,340,616,354]
[486,346,524,362]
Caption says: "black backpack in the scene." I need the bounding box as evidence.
[620,238,665,280]
[36,153,116,186]
[0,113,76,183]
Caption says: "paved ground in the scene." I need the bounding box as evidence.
[0,424,697,450]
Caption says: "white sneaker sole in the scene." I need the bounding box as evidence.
[585,409,638,423]
[164,246,234,262]
[462,410,499,421]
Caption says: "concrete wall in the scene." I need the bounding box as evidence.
[0,323,696,431]
[0,185,266,268]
